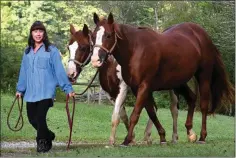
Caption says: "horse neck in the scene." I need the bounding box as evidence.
[113,24,134,68]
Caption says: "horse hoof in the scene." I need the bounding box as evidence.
[196,141,206,144]
[171,140,178,144]
[145,140,152,145]
[188,134,197,143]
[143,137,152,145]
[119,144,129,147]
[107,143,115,147]
[105,145,113,149]
[172,134,179,141]
[130,140,136,145]
[160,141,167,146]
[109,140,115,146]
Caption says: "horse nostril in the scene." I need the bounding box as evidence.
[71,72,75,78]
[68,72,74,79]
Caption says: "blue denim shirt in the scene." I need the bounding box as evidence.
[16,44,74,102]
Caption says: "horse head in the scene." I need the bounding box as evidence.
[91,12,118,68]
[67,24,93,83]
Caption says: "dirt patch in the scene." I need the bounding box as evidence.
[1,141,66,149]
[1,141,109,157]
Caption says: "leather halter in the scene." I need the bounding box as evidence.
[93,32,118,56]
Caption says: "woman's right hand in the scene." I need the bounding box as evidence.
[68,92,75,98]
[16,92,22,98]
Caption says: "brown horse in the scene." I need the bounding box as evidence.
[66,24,191,145]
[91,12,235,146]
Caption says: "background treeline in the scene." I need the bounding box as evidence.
[1,1,234,115]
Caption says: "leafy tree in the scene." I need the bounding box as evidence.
[1,1,234,115]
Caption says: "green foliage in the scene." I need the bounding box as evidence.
[125,90,188,110]
[54,87,67,102]
[1,1,234,116]
[1,1,104,93]
[159,1,235,84]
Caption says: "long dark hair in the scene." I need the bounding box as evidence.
[25,21,51,54]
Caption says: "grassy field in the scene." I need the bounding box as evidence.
[1,94,235,157]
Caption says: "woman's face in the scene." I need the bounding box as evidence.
[32,29,44,44]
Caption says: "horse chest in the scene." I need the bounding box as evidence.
[99,65,121,99]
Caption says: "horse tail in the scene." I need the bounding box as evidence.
[210,46,235,114]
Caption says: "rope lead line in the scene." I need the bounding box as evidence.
[65,95,76,150]
[7,96,24,132]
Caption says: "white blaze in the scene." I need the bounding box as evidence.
[91,26,105,67]
[67,41,78,76]
[113,64,128,114]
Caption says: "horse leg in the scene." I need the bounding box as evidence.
[120,106,136,144]
[169,90,179,143]
[196,73,211,143]
[144,95,166,144]
[143,118,153,145]
[142,88,154,145]
[121,83,154,146]
[110,82,128,145]
[143,90,179,144]
[176,83,198,142]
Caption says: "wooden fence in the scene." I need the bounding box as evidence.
[72,82,111,104]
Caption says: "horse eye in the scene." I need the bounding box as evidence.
[105,33,111,39]
[79,45,88,52]
[79,47,85,51]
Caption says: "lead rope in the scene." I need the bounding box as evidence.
[75,69,99,95]
[66,69,98,150]
[7,96,24,132]
[65,94,75,150]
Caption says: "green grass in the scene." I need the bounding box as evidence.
[1,94,235,157]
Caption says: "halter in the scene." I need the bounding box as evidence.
[68,34,94,69]
[68,33,99,96]
[93,32,118,56]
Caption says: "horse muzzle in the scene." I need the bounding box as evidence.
[91,56,103,68]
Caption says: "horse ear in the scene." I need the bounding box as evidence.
[83,24,89,36]
[93,12,99,25]
[108,12,114,24]
[70,24,76,35]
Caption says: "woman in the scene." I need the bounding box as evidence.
[16,21,75,153]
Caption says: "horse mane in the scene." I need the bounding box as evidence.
[137,26,149,30]
[99,15,105,21]
[138,26,161,34]
[163,25,175,32]
[116,23,161,41]
[162,23,186,33]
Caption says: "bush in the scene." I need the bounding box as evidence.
[123,88,189,110]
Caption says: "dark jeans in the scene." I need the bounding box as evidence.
[26,99,53,140]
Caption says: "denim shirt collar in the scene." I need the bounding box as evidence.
[30,43,45,53]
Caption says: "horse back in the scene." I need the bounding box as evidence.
[162,22,216,65]
[154,22,216,89]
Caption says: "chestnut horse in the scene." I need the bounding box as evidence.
[66,24,191,145]
[91,13,234,146]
